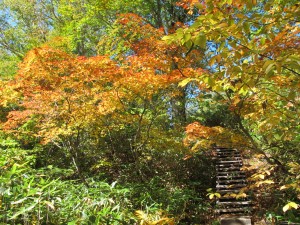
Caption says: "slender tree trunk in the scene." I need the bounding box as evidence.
[170,86,187,127]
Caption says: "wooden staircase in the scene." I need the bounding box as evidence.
[215,147,252,219]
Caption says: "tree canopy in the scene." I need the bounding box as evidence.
[0,0,299,224]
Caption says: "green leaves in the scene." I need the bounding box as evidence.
[1,161,135,224]
[194,32,206,49]
[182,33,192,45]
[263,60,276,75]
[162,29,207,49]
[9,203,38,220]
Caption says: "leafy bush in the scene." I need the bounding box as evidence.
[0,136,134,224]
[0,135,214,224]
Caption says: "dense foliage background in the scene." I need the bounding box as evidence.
[0,0,299,224]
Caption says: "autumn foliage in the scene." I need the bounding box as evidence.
[0,0,299,223]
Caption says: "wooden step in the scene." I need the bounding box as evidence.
[219,196,249,201]
[216,208,250,213]
[217,167,242,172]
[218,158,242,162]
[216,149,239,152]
[217,179,246,184]
[217,201,252,206]
[216,189,246,195]
[217,157,242,160]
[217,160,242,164]
[217,171,245,175]
[217,155,241,158]
[217,152,239,155]
[217,175,246,179]
[215,148,252,218]
[217,184,247,189]
[217,151,240,153]
[217,166,242,169]
[217,163,243,168]
[217,149,239,152]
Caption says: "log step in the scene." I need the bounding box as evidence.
[215,148,252,217]
[217,171,246,175]
[217,164,243,168]
[217,157,242,160]
[217,190,246,194]
[217,149,239,152]
[217,153,239,156]
[217,160,242,164]
[219,197,249,201]
[217,153,240,156]
[217,179,246,184]
[217,201,252,206]
[216,208,250,213]
[216,148,237,151]
[217,184,247,189]
[217,167,242,171]
[217,175,246,179]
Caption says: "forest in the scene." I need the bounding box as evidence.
[0,0,299,224]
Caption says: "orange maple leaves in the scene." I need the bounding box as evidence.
[1,13,205,146]
[184,122,250,152]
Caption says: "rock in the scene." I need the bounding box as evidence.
[220,217,252,225]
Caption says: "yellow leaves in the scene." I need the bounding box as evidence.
[189,140,210,152]
[282,202,299,212]
[216,23,228,29]
[254,154,265,159]
[287,162,300,175]
[134,210,175,225]
[235,14,246,19]
[280,184,295,191]
[209,54,221,67]
[0,80,21,107]
[224,192,247,199]
[263,60,276,75]
[178,78,199,88]
[206,188,221,199]
[203,76,215,87]
[253,174,265,180]
[235,192,247,199]
[207,192,221,199]
[251,0,257,6]
[254,180,275,187]
[249,164,274,180]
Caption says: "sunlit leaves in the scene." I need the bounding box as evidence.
[163,0,300,157]
[206,188,221,200]
[282,202,299,212]
[1,12,206,149]
[184,122,249,152]
[134,210,175,225]
[223,192,247,199]
[178,78,199,88]
[207,192,221,200]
